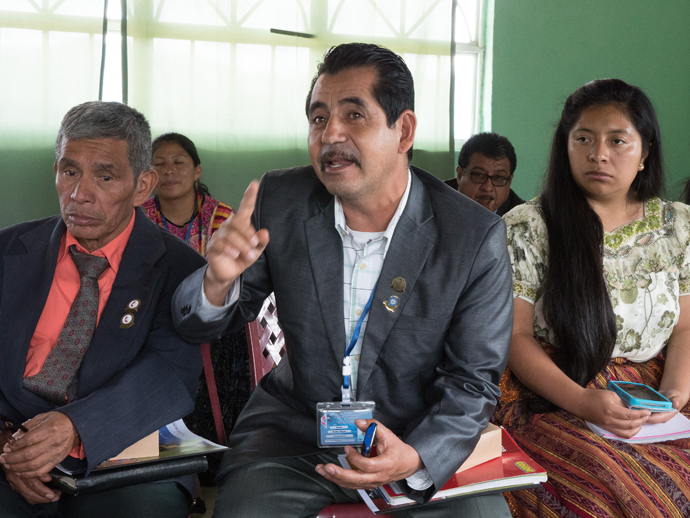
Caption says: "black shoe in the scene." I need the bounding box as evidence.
[190,497,207,516]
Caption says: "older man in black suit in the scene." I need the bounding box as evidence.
[0,102,205,517]
[174,43,513,517]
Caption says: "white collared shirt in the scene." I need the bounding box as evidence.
[334,169,411,399]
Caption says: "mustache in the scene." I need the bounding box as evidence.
[320,150,362,170]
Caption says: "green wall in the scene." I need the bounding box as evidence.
[492,0,690,202]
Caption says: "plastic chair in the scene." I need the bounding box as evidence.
[245,293,388,518]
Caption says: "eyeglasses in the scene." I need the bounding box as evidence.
[469,172,512,187]
[0,413,27,435]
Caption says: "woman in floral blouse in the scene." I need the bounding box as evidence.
[494,79,690,517]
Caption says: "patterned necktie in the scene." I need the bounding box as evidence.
[23,246,110,405]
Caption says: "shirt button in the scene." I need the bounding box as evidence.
[359,263,366,270]
[355,308,362,316]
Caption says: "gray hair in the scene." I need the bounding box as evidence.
[55,101,152,181]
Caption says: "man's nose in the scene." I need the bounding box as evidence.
[70,176,96,203]
[479,178,494,191]
[322,117,347,144]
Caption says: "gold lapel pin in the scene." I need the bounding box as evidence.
[391,277,406,294]
[120,313,134,329]
[383,295,400,313]
[127,299,141,312]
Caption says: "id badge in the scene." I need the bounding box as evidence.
[316,401,375,448]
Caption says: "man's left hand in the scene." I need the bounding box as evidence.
[0,412,80,478]
[315,419,424,490]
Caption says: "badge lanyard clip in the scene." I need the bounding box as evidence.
[341,285,376,406]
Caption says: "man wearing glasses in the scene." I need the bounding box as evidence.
[445,132,524,216]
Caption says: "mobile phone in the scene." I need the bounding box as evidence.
[361,423,377,458]
[607,381,673,411]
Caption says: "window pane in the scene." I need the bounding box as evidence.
[328,0,399,38]
[150,38,193,130]
[54,0,106,18]
[241,0,312,32]
[1,0,36,13]
[453,52,477,140]
[405,52,450,151]
[0,28,101,143]
[406,0,452,42]
[455,0,479,43]
[156,0,225,26]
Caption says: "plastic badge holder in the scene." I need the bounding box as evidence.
[316,401,375,448]
[607,381,673,412]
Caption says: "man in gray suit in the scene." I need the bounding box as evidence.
[173,43,512,517]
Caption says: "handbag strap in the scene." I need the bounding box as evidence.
[201,342,227,446]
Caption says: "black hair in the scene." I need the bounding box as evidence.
[539,78,663,407]
[458,132,516,174]
[305,42,415,161]
[683,178,690,205]
[151,132,210,197]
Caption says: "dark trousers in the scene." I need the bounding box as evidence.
[0,478,189,518]
[213,451,511,518]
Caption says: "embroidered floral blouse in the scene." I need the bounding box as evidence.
[505,198,690,362]
[140,194,233,258]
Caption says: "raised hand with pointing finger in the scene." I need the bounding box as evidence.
[203,180,269,306]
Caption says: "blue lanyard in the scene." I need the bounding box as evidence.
[155,195,198,244]
[342,286,376,404]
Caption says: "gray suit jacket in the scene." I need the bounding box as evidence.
[173,165,512,502]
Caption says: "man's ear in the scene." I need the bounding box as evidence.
[133,169,158,207]
[397,109,416,157]
[456,165,463,180]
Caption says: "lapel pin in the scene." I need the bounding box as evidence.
[120,313,134,328]
[383,295,400,313]
[391,277,406,294]
[127,299,141,312]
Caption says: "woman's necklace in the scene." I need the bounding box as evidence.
[154,192,204,246]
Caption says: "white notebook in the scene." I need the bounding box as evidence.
[586,413,690,444]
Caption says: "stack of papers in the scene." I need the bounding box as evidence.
[586,412,690,444]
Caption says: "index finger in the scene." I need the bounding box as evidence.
[317,461,383,489]
[234,180,260,224]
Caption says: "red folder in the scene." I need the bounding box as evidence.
[356,428,547,513]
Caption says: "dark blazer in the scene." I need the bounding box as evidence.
[173,166,512,502]
[0,210,206,492]
[443,177,525,216]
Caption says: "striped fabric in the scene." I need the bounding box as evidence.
[495,351,690,518]
[141,195,233,257]
[210,202,233,234]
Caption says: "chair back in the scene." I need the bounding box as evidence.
[245,293,285,389]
